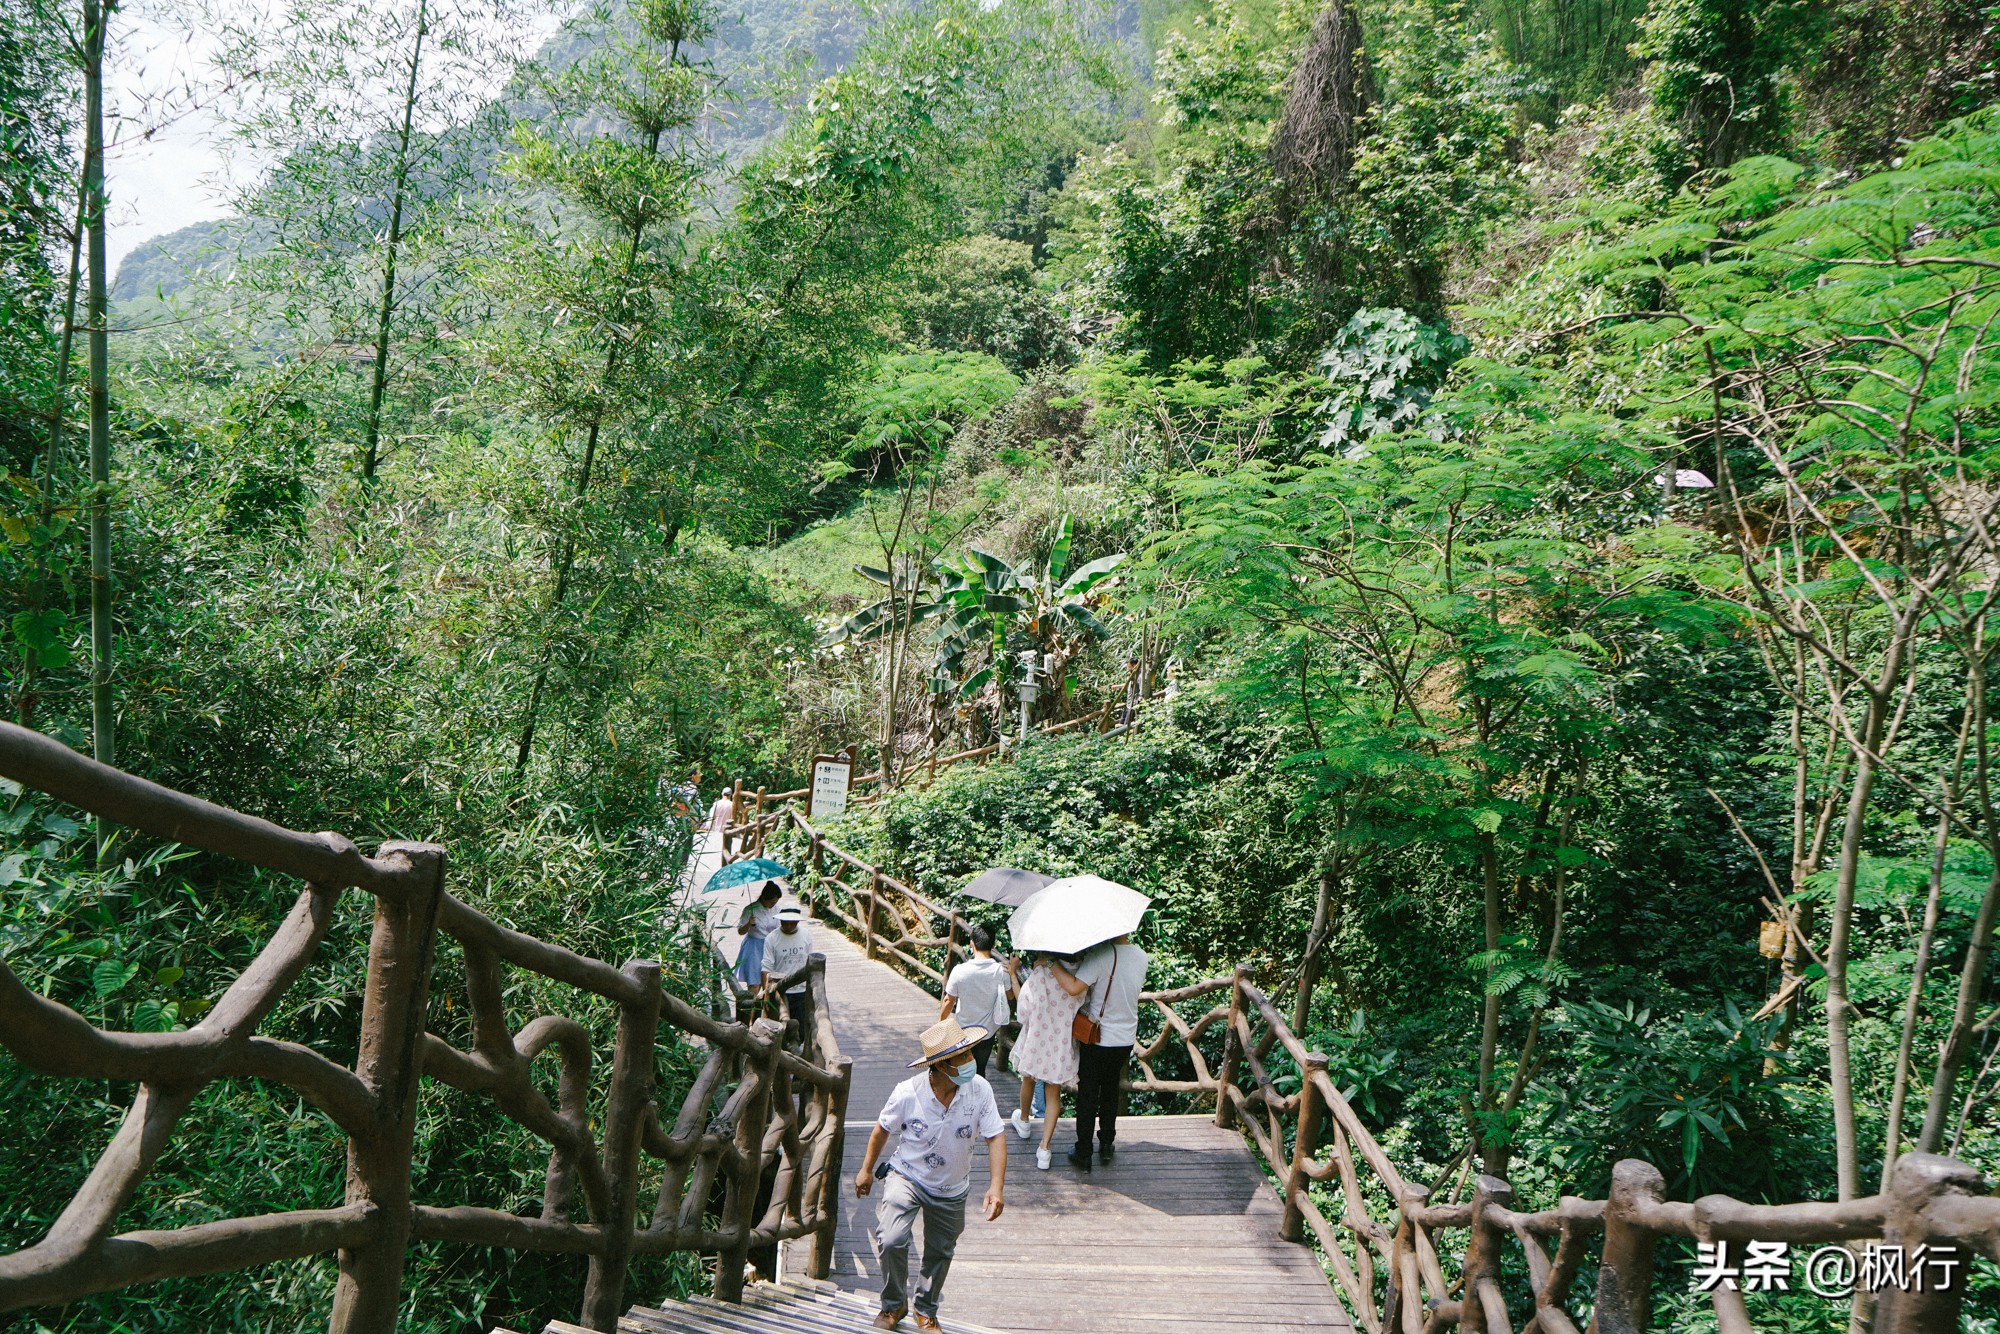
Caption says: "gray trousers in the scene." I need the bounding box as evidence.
[874,1171,967,1317]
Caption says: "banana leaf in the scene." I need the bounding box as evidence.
[1046,513,1073,584]
[1059,552,1125,596]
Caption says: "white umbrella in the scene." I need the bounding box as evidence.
[1007,875,1150,955]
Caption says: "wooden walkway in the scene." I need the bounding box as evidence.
[684,834,1355,1334]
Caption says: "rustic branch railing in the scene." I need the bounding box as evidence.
[776,807,985,994]
[709,728,1997,1333]
[0,722,851,1333]
[1127,966,2000,1334]
[713,808,1014,1066]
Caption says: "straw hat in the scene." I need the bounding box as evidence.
[907,1016,991,1068]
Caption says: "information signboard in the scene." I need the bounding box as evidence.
[809,753,853,819]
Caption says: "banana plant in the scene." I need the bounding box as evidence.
[818,556,947,648]
[928,514,1124,707]
[820,516,1125,739]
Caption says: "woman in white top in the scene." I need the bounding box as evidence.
[731,881,782,992]
[1006,952,1088,1169]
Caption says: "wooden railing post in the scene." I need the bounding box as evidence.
[1589,1159,1664,1334]
[726,780,743,855]
[1280,1052,1328,1243]
[1384,1183,1431,1334]
[1872,1153,1984,1334]
[810,1053,854,1280]
[329,843,445,1334]
[580,960,663,1329]
[863,869,880,961]
[1214,963,1252,1129]
[715,1018,784,1303]
[1459,1175,1514,1334]
[943,915,959,981]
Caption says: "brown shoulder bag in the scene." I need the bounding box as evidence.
[1070,947,1117,1046]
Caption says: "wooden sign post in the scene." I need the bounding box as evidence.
[808,751,854,819]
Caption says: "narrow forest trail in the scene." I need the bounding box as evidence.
[680,829,1356,1334]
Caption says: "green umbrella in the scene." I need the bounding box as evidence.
[702,858,790,893]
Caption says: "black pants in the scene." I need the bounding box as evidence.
[1074,1042,1132,1153]
[781,987,814,1051]
[970,1036,996,1075]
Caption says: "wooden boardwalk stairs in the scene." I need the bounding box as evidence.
[657,830,1357,1334]
[4,725,1993,1334]
[535,1278,1006,1334]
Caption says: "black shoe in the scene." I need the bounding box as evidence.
[1065,1148,1093,1173]
[1098,1143,1115,1163]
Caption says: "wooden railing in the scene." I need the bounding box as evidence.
[0,722,851,1333]
[708,695,1156,990]
[712,805,983,996]
[706,722,1993,1333]
[1131,967,2000,1334]
[788,810,985,992]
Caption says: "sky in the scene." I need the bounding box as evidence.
[101,0,569,275]
[104,6,239,272]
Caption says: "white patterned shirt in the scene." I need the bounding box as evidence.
[876,1072,1004,1197]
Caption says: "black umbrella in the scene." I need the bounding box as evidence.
[960,866,1056,907]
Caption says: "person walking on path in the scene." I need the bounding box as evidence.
[939,924,1015,1075]
[1069,932,1149,1170]
[731,881,782,993]
[856,1017,1007,1331]
[761,903,814,1037]
[705,784,737,857]
[1006,952,1088,1170]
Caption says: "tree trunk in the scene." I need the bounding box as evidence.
[83,0,114,771]
[1827,659,1904,1200]
[1475,827,1505,1175]
[881,575,903,789]
[1770,685,1812,1067]
[1271,0,1369,202]
[1918,864,2000,1151]
[514,414,604,773]
[1883,809,1952,1187]
[1293,859,1340,1034]
[1919,647,2000,1151]
[361,0,428,484]
[512,120,664,774]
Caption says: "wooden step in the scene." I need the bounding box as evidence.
[527,1279,1007,1334]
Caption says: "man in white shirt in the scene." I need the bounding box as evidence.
[855,1017,1007,1331]
[938,924,1014,1075]
[1068,933,1149,1169]
[760,904,815,1040]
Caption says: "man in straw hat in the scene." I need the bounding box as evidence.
[855,1016,1008,1330]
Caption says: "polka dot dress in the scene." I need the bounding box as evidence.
[1010,965,1087,1086]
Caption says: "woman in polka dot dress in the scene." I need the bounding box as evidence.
[1007,953,1088,1169]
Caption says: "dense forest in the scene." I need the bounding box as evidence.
[4,0,2000,1326]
